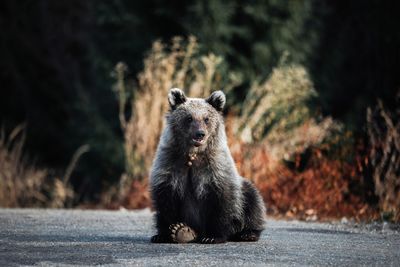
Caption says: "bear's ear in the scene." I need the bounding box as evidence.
[168,88,187,110]
[206,90,226,112]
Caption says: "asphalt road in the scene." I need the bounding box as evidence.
[0,209,399,266]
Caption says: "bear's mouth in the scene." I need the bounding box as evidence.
[192,138,205,147]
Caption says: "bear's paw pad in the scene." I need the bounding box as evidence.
[169,223,197,243]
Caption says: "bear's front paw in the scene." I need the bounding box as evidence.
[199,237,226,244]
[169,223,197,243]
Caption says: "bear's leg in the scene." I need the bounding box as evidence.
[231,179,265,242]
[198,191,240,244]
[151,211,176,243]
[150,183,181,243]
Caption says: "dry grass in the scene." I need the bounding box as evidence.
[0,125,85,208]
[367,95,400,221]
[235,63,342,161]
[0,125,48,207]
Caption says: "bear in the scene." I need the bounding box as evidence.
[149,88,265,244]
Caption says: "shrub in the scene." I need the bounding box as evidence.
[227,116,377,221]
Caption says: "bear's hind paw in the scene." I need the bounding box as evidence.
[169,223,197,243]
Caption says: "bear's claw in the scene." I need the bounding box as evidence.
[230,230,261,242]
[239,232,259,242]
[199,237,226,244]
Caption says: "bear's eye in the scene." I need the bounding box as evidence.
[186,116,193,123]
[204,117,209,124]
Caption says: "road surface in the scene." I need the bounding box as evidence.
[0,209,399,266]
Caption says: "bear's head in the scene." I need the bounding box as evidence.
[166,88,225,150]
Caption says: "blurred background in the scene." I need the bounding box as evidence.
[0,0,399,222]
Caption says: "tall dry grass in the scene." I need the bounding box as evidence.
[0,125,85,208]
[0,125,49,207]
[367,95,400,221]
[235,63,342,161]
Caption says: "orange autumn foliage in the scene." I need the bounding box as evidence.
[117,119,379,221]
[235,146,376,220]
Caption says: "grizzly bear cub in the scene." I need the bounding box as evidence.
[150,88,265,244]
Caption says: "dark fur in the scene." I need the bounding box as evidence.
[150,88,265,243]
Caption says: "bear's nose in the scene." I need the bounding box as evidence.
[195,130,205,139]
